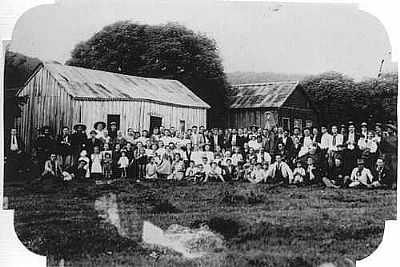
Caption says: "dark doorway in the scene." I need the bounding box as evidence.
[149,116,162,133]
[107,114,120,130]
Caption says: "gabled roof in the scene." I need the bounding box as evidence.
[227,81,301,109]
[25,63,210,109]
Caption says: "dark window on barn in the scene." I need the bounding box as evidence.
[107,114,120,130]
[282,117,290,131]
[149,116,162,133]
[294,119,302,131]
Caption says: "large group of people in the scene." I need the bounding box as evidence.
[5,119,397,189]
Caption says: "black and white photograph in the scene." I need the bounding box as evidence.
[2,0,398,266]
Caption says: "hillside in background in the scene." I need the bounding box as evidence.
[5,50,42,89]
[226,71,307,85]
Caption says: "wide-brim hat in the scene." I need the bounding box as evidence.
[73,123,87,131]
[110,121,117,126]
[361,122,368,127]
[78,159,88,164]
[94,121,106,129]
[385,123,397,132]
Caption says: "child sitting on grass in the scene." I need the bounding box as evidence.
[204,161,225,183]
[194,164,206,183]
[78,150,90,178]
[293,161,306,185]
[185,160,197,182]
[145,156,158,180]
[248,162,266,184]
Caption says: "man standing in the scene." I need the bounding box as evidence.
[191,126,205,147]
[71,124,87,165]
[86,130,103,156]
[5,128,25,176]
[211,128,224,151]
[35,126,55,172]
[327,125,343,168]
[360,122,368,139]
[108,122,118,141]
[56,126,72,168]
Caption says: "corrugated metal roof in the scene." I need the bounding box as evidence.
[42,63,210,109]
[227,81,299,109]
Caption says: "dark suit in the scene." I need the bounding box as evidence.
[56,134,72,156]
[372,167,394,186]
[277,136,294,155]
[210,134,224,150]
[5,134,25,175]
[5,134,24,155]
[235,135,248,149]
[85,138,103,156]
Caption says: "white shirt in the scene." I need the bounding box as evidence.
[351,167,373,184]
[231,153,243,166]
[358,138,378,153]
[320,133,332,149]
[191,151,204,165]
[10,135,19,151]
[329,134,344,151]
[248,140,262,151]
[256,152,271,164]
[347,132,356,150]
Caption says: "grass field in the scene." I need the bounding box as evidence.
[4,178,396,267]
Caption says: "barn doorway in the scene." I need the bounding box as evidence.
[107,114,120,130]
[149,116,162,133]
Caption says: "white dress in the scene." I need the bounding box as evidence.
[91,153,103,174]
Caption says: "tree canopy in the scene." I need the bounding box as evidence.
[301,72,397,125]
[66,21,228,127]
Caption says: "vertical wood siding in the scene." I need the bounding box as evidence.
[75,100,206,133]
[18,68,73,151]
[18,67,207,151]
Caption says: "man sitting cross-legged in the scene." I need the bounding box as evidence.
[41,153,63,181]
[323,155,348,188]
[348,158,374,188]
[248,162,267,184]
[267,154,293,184]
[371,158,394,188]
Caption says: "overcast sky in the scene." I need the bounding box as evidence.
[9,0,396,80]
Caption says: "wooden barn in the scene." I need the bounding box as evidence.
[16,63,210,151]
[227,81,318,130]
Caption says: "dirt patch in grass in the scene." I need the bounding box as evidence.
[4,179,396,266]
[151,200,183,214]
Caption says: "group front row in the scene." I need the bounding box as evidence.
[41,142,394,189]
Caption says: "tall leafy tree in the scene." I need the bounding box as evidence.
[301,71,398,125]
[301,72,357,124]
[66,21,227,127]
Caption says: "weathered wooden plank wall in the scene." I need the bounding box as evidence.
[18,67,207,151]
[73,100,207,133]
[18,68,73,151]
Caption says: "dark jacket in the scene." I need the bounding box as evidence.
[372,167,394,186]
[71,132,87,152]
[5,134,24,155]
[85,138,103,155]
[56,134,72,156]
